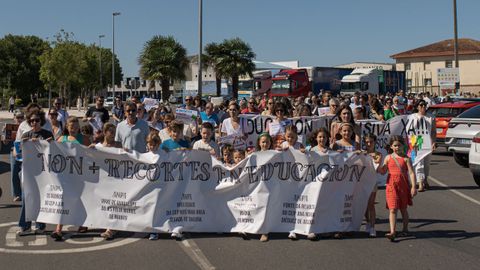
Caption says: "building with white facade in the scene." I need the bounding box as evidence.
[390,38,480,94]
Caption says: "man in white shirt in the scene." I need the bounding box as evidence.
[54,98,69,128]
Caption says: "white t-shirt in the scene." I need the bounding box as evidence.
[221,118,244,137]
[193,140,220,157]
[281,141,304,150]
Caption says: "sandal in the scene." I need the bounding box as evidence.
[397,230,410,237]
[333,232,343,239]
[260,234,269,242]
[100,230,115,240]
[385,232,396,242]
[77,226,88,233]
[50,231,64,241]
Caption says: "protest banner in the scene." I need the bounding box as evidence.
[356,114,433,165]
[175,108,199,126]
[240,115,330,148]
[143,98,159,112]
[23,141,376,235]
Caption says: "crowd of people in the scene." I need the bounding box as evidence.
[9,89,438,242]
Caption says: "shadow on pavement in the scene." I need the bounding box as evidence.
[376,218,458,228]
[0,160,11,174]
[428,185,479,190]
[432,151,453,157]
[0,203,21,209]
[395,230,480,242]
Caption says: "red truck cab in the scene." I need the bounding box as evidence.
[428,100,480,147]
[270,69,310,98]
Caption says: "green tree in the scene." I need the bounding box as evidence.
[39,30,122,106]
[138,35,188,101]
[0,34,50,103]
[215,38,255,99]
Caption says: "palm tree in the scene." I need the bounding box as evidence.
[138,35,188,101]
[215,38,255,99]
[204,42,224,97]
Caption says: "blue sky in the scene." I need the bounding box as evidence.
[2,0,479,77]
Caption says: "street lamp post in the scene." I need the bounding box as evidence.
[453,0,460,92]
[99,34,105,96]
[198,0,203,97]
[112,12,121,99]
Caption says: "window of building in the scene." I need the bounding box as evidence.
[405,63,411,70]
[406,79,412,91]
[445,60,453,68]
[424,78,432,86]
[424,61,431,70]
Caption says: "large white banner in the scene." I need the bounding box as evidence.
[23,141,377,235]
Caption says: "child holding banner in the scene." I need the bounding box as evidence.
[309,127,330,153]
[193,122,220,158]
[146,131,162,240]
[255,132,274,242]
[160,121,190,152]
[377,136,417,241]
[331,123,360,152]
[280,125,305,152]
[330,104,360,145]
[364,134,382,238]
[255,133,273,152]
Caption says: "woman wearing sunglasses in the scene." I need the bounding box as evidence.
[17,109,53,236]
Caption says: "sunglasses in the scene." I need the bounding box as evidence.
[55,103,61,105]
[29,118,40,123]
[126,109,137,113]
[419,104,426,107]
[185,99,192,101]
[330,104,338,107]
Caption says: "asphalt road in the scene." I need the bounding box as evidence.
[0,134,478,269]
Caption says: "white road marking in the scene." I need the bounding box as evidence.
[178,238,216,270]
[429,176,480,206]
[62,225,104,245]
[28,234,47,246]
[6,225,23,247]
[0,222,142,254]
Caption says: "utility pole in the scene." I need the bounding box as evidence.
[197,0,203,97]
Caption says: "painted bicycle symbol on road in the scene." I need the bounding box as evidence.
[0,222,141,254]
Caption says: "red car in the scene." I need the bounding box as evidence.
[428,100,480,147]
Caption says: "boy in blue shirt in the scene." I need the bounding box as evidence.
[160,120,190,152]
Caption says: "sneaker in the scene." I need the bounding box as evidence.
[34,228,45,234]
[171,232,183,240]
[369,228,377,238]
[365,223,371,233]
[148,233,159,240]
[307,233,317,241]
[16,227,32,236]
[100,230,115,240]
[288,232,297,240]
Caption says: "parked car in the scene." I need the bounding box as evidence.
[428,100,480,147]
[468,131,480,187]
[445,105,480,167]
[105,97,114,109]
